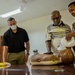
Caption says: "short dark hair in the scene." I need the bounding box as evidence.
[7,17,15,22]
[68,1,75,7]
[51,10,60,15]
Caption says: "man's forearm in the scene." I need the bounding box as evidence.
[26,41,30,53]
[46,40,51,52]
[2,46,8,62]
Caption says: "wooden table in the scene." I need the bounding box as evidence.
[0,62,75,75]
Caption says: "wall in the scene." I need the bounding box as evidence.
[0,10,74,55]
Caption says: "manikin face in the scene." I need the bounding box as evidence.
[68,4,75,17]
[51,13,61,25]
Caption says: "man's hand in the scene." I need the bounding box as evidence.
[44,51,53,54]
[65,33,73,41]
[25,54,29,63]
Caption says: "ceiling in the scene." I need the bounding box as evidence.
[0,0,75,27]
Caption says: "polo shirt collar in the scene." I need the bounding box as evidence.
[53,21,65,26]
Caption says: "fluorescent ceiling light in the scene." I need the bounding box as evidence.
[0,8,22,18]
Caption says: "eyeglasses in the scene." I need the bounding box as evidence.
[52,17,60,20]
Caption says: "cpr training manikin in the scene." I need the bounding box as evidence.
[30,37,75,65]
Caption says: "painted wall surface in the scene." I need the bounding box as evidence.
[0,10,74,55]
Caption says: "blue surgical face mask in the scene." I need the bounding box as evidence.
[10,25,17,30]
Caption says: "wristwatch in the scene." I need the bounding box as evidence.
[27,52,30,55]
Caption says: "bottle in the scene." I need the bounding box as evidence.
[33,49,39,55]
